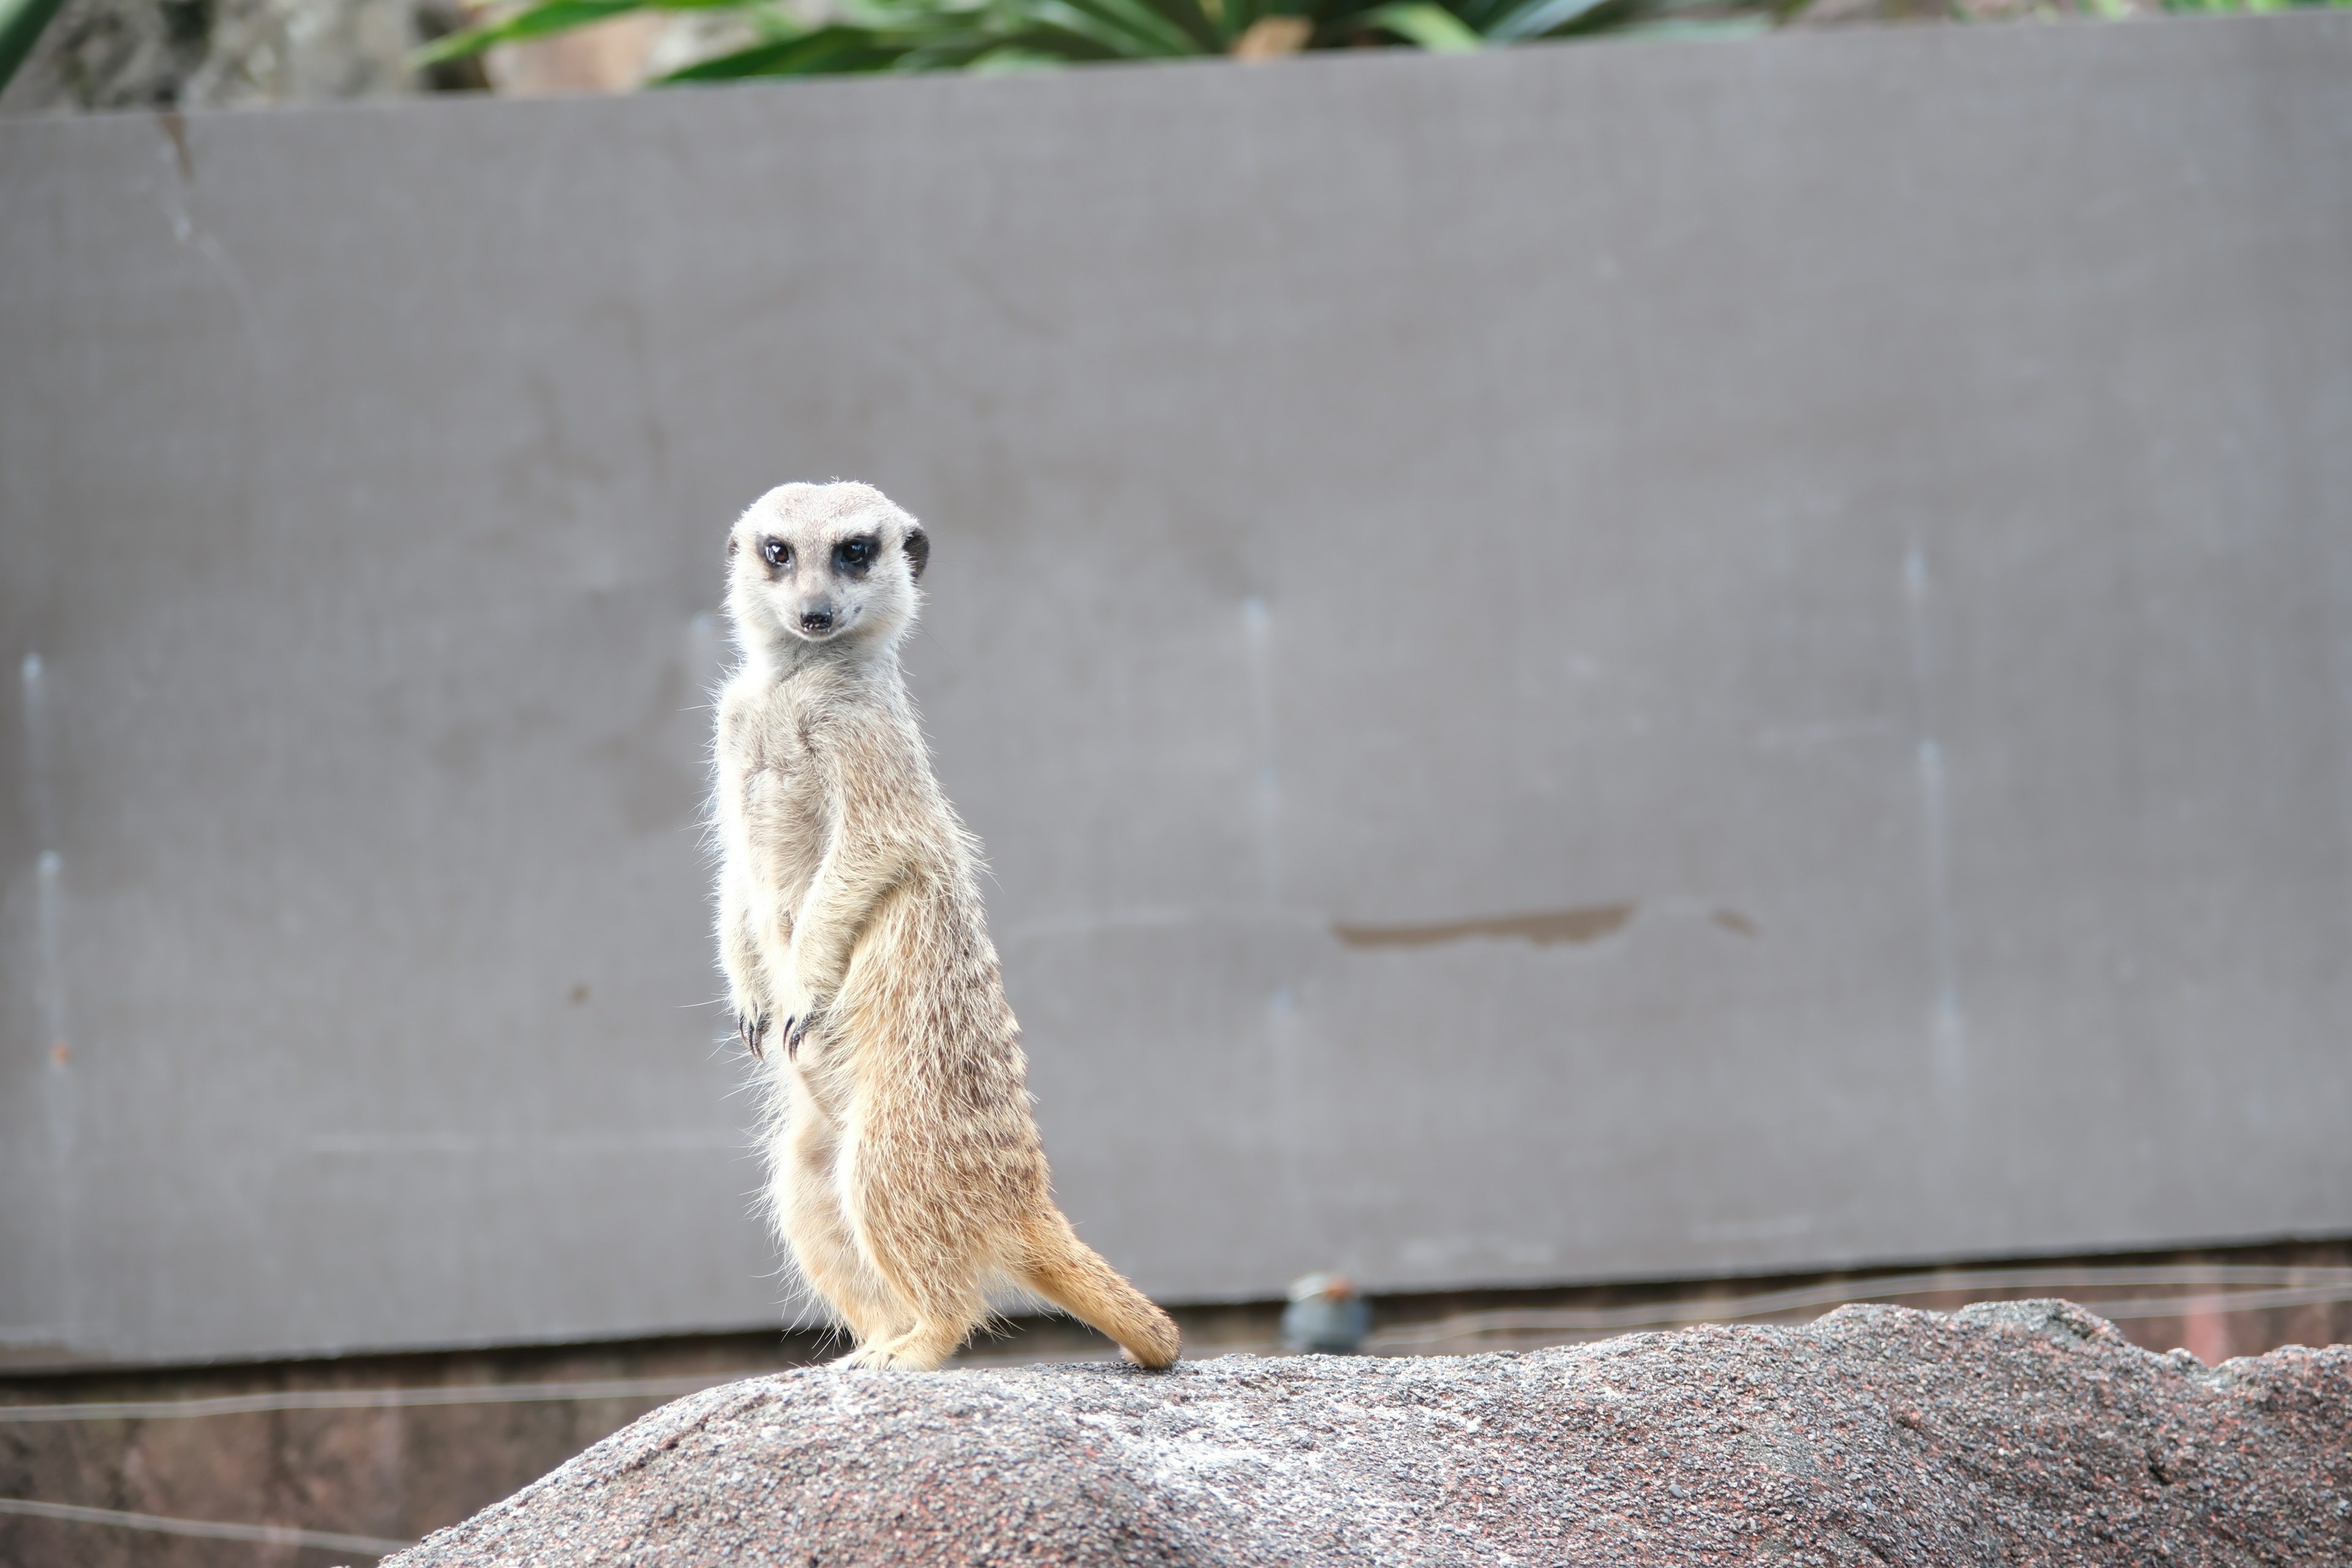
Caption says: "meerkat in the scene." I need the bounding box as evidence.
[710,480,1182,1373]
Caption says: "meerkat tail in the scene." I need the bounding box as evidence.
[1018,1213,1182,1370]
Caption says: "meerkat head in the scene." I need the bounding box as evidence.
[724,481,930,666]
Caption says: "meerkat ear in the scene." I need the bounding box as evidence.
[903,526,930,581]
[726,533,740,560]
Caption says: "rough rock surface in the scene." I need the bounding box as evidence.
[389,1301,2350,1566]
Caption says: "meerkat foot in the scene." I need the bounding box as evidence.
[832,1343,922,1371]
[870,1328,962,1371]
[826,1322,964,1371]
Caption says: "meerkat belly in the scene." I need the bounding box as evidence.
[837,875,1035,1126]
[726,691,828,951]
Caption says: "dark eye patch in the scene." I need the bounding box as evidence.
[834,535,878,576]
[761,537,791,570]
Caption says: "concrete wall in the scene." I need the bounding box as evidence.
[4,13,2350,1366]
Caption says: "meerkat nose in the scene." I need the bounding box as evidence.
[801,608,834,633]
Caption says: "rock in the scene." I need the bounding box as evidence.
[387,1300,2350,1566]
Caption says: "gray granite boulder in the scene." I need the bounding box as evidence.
[389,1300,2350,1566]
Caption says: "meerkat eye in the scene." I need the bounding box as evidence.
[761,538,790,570]
[834,535,876,575]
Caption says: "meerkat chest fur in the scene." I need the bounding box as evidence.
[717,670,841,940]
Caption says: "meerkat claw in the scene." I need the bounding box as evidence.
[739,1012,770,1060]
[783,1009,819,1058]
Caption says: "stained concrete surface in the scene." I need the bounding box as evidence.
[7,18,2352,1368]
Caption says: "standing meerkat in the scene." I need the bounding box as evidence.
[711,480,1182,1373]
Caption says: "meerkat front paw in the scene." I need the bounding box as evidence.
[736,1011,772,1060]
[780,1007,824,1060]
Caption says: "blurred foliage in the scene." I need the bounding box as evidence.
[1,0,76,90]
[417,0,1765,78]
[412,0,2351,85]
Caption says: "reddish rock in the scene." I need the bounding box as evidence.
[389,1300,2350,1566]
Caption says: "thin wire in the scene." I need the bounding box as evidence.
[1371,1272,2352,1348]
[0,1496,413,1558]
[0,1370,764,1423]
[1366,1266,2352,1350]
[1374,1282,2352,1352]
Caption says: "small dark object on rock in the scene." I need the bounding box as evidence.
[387,1300,2351,1567]
[1281,1272,1370,1354]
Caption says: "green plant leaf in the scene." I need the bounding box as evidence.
[1034,0,1210,53]
[417,0,2253,91]
[413,0,739,64]
[0,0,72,91]
[657,21,918,77]
[1612,13,1770,34]
[1482,0,1616,38]
[1363,1,1483,48]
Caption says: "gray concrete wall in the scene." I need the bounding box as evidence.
[4,14,2351,1366]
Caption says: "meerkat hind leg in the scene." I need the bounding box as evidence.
[774,1107,907,1355]
[836,1231,989,1370]
[832,1270,986,1370]
[790,1216,907,1355]
[837,1190,992,1371]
